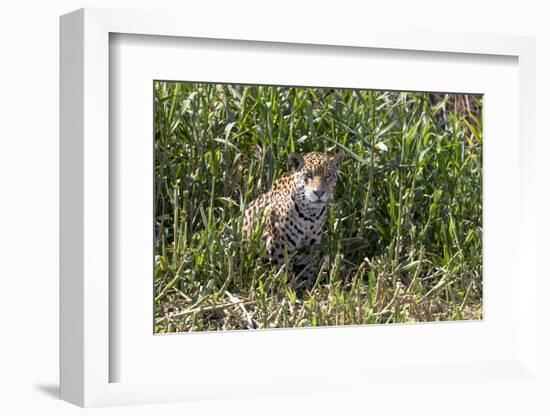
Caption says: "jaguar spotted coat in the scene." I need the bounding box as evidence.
[242,151,345,285]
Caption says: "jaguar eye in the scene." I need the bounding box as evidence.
[306,172,313,180]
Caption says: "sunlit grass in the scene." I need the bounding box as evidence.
[154,83,483,332]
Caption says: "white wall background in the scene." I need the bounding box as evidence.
[0,1,548,414]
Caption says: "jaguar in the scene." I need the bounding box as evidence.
[242,151,345,285]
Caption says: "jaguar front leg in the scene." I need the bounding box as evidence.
[266,232,296,278]
[292,251,323,289]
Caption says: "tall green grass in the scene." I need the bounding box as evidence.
[154,82,483,332]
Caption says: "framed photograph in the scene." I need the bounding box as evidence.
[151,81,483,334]
[60,7,539,408]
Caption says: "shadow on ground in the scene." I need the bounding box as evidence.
[34,384,59,399]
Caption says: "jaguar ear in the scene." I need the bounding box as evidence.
[333,151,345,168]
[288,152,304,171]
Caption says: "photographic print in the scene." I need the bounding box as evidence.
[154,82,483,332]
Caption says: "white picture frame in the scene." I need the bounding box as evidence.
[60,7,539,408]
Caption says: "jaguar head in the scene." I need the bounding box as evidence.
[289,151,345,207]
